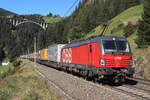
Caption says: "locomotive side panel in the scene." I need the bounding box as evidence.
[72,45,89,65]
[90,43,101,67]
[61,42,101,67]
[61,44,89,65]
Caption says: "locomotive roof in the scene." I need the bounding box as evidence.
[64,36,127,48]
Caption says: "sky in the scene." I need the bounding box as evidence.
[0,0,81,17]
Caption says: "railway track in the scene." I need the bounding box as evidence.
[69,76,150,100]
[29,61,74,100]
[37,70,74,100]
[83,79,150,100]
[132,78,150,86]
[74,74,150,100]
[108,85,150,100]
[29,60,150,100]
[66,74,150,100]
[102,77,150,100]
[128,84,150,93]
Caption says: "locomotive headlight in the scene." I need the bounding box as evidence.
[100,59,105,66]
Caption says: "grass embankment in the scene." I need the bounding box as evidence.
[85,5,143,38]
[0,64,16,81]
[0,66,7,71]
[0,65,10,79]
[84,5,150,80]
[43,16,63,23]
[0,60,60,100]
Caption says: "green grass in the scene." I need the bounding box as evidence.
[0,61,60,100]
[0,66,3,71]
[43,16,63,23]
[0,66,8,72]
[85,5,143,39]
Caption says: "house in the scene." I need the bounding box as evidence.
[2,61,10,66]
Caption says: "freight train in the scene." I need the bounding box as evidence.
[21,36,134,83]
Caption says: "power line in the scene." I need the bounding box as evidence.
[63,0,80,17]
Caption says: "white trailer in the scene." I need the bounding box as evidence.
[48,44,65,63]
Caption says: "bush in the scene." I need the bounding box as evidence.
[123,21,137,37]
[0,91,10,100]
[111,23,124,34]
[13,60,22,67]
[118,23,124,28]
[111,28,117,34]
[0,60,22,80]
[0,66,14,80]
[135,37,149,48]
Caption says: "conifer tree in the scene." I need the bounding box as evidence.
[136,0,150,47]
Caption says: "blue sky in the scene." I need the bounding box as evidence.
[0,0,81,17]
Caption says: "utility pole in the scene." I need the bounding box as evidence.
[100,23,109,36]
[34,37,36,67]
[68,38,71,43]
[28,48,29,58]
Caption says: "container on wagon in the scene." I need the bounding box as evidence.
[40,49,48,61]
[48,44,65,63]
[35,51,40,60]
[32,52,35,60]
[29,54,32,59]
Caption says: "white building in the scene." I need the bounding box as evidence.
[2,61,10,66]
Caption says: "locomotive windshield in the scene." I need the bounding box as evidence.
[102,40,130,54]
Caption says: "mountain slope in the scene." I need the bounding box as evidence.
[43,16,63,23]
[0,8,16,16]
[85,5,143,38]
[85,5,150,80]
[85,5,145,54]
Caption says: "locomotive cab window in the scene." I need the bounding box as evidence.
[102,40,130,54]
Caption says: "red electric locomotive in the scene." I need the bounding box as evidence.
[61,36,134,83]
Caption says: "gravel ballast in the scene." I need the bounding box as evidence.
[29,61,141,100]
